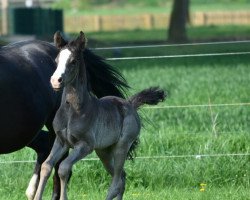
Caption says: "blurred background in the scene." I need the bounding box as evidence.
[0,0,250,45]
[0,1,250,200]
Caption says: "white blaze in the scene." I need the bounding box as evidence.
[53,48,72,78]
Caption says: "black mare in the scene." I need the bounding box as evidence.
[0,39,128,200]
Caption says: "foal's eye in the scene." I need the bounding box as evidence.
[71,59,76,65]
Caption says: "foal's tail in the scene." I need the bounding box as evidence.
[127,87,166,160]
[129,87,166,109]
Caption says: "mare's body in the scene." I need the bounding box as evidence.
[0,41,59,153]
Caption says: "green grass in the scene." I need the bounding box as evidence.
[83,25,250,47]
[56,0,250,16]
[1,53,250,199]
[0,161,249,200]
[190,1,250,12]
[1,29,250,199]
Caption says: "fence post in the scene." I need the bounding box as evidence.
[1,0,8,35]
[64,11,250,32]
[94,15,102,32]
[144,14,153,29]
[203,12,208,26]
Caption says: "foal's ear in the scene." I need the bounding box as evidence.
[76,31,87,50]
[54,31,67,49]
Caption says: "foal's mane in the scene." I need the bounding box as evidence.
[83,49,129,98]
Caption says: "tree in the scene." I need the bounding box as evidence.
[168,0,190,43]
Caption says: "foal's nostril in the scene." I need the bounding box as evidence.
[58,77,63,83]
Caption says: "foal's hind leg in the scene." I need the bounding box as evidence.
[96,148,126,200]
[104,141,132,200]
[51,152,71,200]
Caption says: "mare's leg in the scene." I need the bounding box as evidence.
[26,130,51,200]
[58,142,93,200]
[96,148,126,200]
[34,136,68,200]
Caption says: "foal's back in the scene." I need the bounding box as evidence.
[92,96,141,149]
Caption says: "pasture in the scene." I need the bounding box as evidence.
[60,0,250,15]
[0,32,250,199]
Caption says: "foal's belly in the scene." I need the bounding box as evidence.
[93,125,121,149]
[57,117,122,150]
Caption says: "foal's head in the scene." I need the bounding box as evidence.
[50,31,87,90]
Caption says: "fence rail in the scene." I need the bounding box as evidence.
[92,40,250,50]
[65,11,250,32]
[1,153,250,164]
[106,51,250,61]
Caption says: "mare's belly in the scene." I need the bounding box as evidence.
[0,78,47,153]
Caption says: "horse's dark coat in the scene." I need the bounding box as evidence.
[0,41,59,153]
[34,31,166,200]
[0,39,128,200]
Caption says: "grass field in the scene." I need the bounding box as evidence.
[0,29,250,199]
[81,25,250,47]
[56,0,250,15]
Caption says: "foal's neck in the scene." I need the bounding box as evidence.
[64,65,91,112]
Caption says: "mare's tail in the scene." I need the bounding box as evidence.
[129,87,166,109]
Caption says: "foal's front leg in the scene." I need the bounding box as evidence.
[34,137,68,200]
[58,142,93,200]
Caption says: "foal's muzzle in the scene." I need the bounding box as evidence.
[50,76,63,91]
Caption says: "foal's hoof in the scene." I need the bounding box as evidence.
[51,193,60,200]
